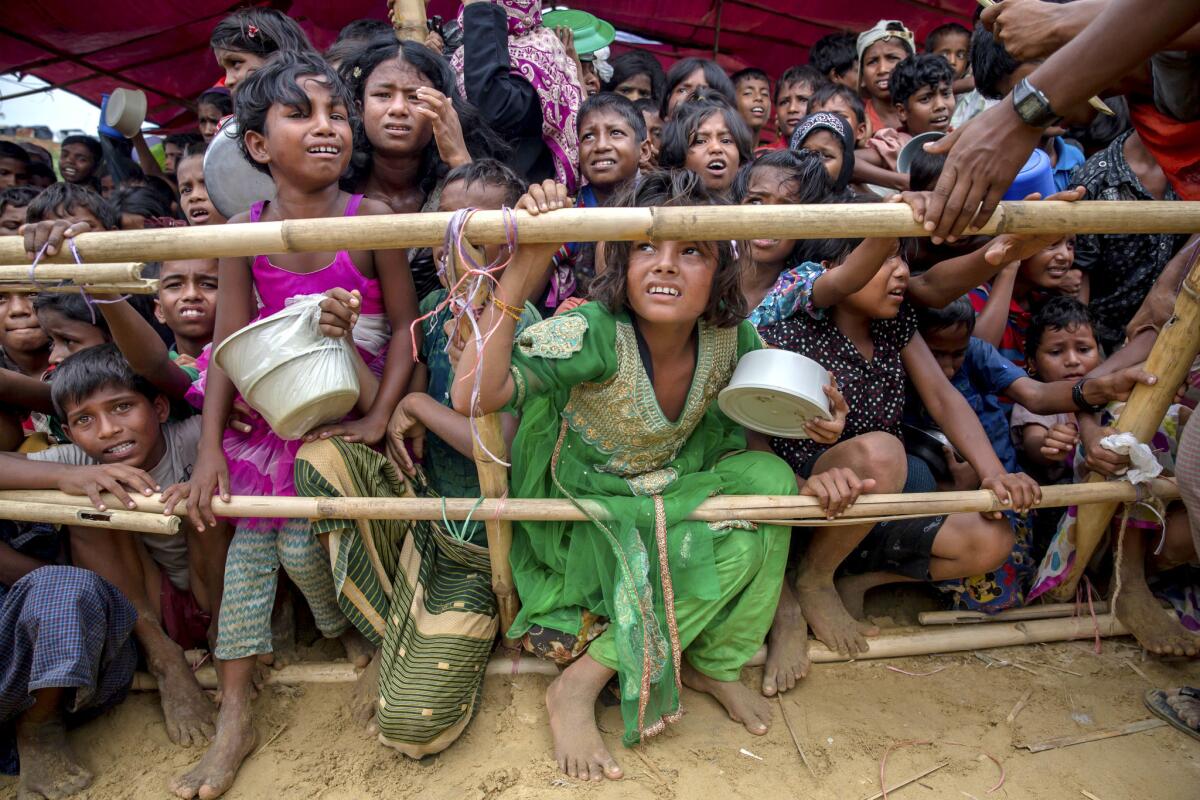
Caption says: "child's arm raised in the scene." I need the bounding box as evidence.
[0,368,52,414]
[96,298,194,399]
[811,238,899,309]
[902,333,1040,513]
[971,263,1017,347]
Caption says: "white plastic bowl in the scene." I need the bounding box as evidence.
[213,312,360,441]
[718,349,832,439]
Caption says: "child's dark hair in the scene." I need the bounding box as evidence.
[632,97,661,120]
[50,343,159,420]
[577,92,648,142]
[730,67,769,89]
[925,22,971,53]
[658,102,753,174]
[0,141,31,166]
[796,194,882,264]
[908,148,946,192]
[0,186,39,215]
[96,154,145,188]
[808,82,866,125]
[164,133,204,154]
[340,37,509,194]
[1025,295,1096,364]
[234,51,358,177]
[60,135,103,165]
[809,32,859,81]
[209,7,315,58]
[442,159,526,207]
[197,88,234,116]
[889,54,955,109]
[916,296,976,336]
[336,19,393,43]
[776,65,823,102]
[34,292,111,337]
[26,183,118,230]
[590,169,749,327]
[970,22,1020,101]
[733,148,831,205]
[662,58,736,117]
[112,185,173,221]
[603,49,667,104]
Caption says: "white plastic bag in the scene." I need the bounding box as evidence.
[1098,432,1163,484]
[213,293,361,440]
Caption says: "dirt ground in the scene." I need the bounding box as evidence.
[2,626,1199,800]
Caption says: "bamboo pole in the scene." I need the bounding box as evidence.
[1,202,1196,264]
[1053,246,1200,600]
[0,478,1177,524]
[0,281,158,295]
[130,612,1131,691]
[0,262,144,282]
[390,0,428,43]
[0,498,179,535]
[445,239,521,635]
[919,602,1109,626]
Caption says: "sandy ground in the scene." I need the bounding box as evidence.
[2,628,1199,800]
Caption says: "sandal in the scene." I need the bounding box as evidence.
[1144,688,1200,742]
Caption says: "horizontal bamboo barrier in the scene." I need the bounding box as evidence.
[129,613,1129,690]
[918,601,1109,625]
[0,281,158,295]
[0,478,1176,525]
[0,202,1196,264]
[0,498,179,535]
[0,262,144,282]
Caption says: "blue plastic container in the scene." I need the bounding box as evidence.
[1002,148,1057,200]
[97,93,124,140]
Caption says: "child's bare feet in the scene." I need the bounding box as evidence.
[762,583,809,696]
[795,579,875,656]
[147,642,216,747]
[834,572,883,623]
[349,650,382,732]
[1115,577,1200,656]
[681,662,771,735]
[545,655,623,782]
[339,627,374,669]
[170,689,256,800]
[16,714,93,799]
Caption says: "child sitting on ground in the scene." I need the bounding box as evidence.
[544,93,650,311]
[0,345,220,752]
[855,53,956,192]
[452,169,799,781]
[970,235,1078,368]
[770,66,823,151]
[658,101,752,195]
[164,52,415,800]
[808,83,869,148]
[730,68,772,149]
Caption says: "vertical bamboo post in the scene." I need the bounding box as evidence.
[1053,246,1200,600]
[446,240,521,636]
[391,0,428,43]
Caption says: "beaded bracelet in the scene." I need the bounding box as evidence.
[491,295,523,323]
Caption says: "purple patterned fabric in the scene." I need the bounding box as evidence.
[451,0,583,190]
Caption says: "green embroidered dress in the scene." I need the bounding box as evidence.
[505,302,796,745]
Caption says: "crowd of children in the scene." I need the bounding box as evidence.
[0,1,1197,796]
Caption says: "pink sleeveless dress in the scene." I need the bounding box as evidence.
[188,195,391,522]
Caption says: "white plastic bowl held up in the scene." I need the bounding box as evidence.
[212,297,361,441]
[718,349,833,439]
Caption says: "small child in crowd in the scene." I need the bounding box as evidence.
[808,82,870,148]
[809,31,860,90]
[57,135,103,189]
[771,65,823,148]
[856,20,916,134]
[0,187,37,236]
[730,68,772,148]
[632,97,664,165]
[924,22,972,86]
[790,112,856,195]
[658,101,753,195]
[661,57,736,118]
[175,151,227,226]
[0,143,30,189]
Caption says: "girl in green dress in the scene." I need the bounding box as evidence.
[455,170,798,781]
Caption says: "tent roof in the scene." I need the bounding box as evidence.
[0,1,974,129]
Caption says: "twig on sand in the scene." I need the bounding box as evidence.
[885,665,947,677]
[252,724,288,758]
[1006,689,1034,725]
[630,747,669,786]
[1018,718,1167,752]
[865,757,949,800]
[1124,661,1151,683]
[1081,791,1105,800]
[776,697,816,779]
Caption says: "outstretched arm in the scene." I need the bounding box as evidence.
[811,238,898,309]
[97,298,194,399]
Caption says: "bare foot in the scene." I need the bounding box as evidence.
[795,580,874,656]
[762,583,809,697]
[150,649,216,747]
[1115,570,1200,657]
[681,662,771,735]
[170,692,256,800]
[1165,688,1200,731]
[339,627,374,669]
[349,649,382,731]
[546,656,623,781]
[16,715,93,799]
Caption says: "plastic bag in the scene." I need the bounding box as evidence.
[213,293,361,440]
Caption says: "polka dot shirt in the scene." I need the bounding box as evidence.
[758,299,918,470]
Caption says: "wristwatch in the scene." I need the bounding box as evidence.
[1072,379,1106,413]
[1012,77,1061,129]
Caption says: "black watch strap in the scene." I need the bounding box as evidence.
[1072,379,1105,413]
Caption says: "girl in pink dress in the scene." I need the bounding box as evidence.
[165,51,419,800]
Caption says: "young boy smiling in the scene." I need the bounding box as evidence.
[730,68,772,148]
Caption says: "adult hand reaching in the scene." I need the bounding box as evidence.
[982,0,1080,61]
[920,102,1044,242]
